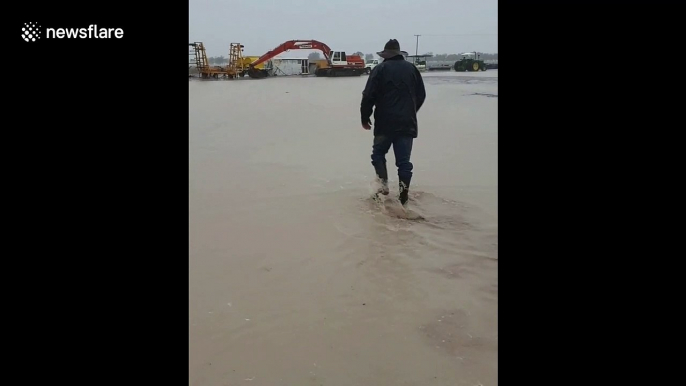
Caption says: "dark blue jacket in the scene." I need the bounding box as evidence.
[360,55,426,138]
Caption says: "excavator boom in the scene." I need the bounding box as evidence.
[249,40,332,69]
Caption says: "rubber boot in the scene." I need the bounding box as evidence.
[373,162,389,195]
[399,179,411,206]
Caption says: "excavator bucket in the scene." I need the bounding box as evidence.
[247,67,268,79]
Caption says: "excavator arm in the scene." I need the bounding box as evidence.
[249,40,333,69]
[247,39,364,78]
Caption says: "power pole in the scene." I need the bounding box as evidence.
[414,34,421,64]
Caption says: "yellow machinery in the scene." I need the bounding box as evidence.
[227,43,245,78]
[242,55,264,68]
[189,41,254,79]
[242,56,261,67]
[314,59,329,70]
[232,55,265,77]
[189,42,228,78]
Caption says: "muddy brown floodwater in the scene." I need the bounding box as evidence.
[189,70,498,386]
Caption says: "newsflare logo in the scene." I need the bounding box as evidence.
[22,22,41,42]
[22,23,124,42]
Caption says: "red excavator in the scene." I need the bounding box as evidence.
[247,40,365,78]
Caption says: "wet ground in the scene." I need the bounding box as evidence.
[189,70,498,386]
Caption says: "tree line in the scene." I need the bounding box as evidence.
[202,51,498,65]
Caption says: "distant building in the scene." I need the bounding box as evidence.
[265,58,311,76]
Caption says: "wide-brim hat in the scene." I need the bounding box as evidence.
[377,39,404,59]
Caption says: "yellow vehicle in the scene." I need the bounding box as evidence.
[190,42,258,79]
[236,56,265,77]
[241,56,264,69]
[189,42,229,78]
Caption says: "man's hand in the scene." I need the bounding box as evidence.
[362,120,372,130]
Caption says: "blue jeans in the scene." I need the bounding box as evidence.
[371,135,414,182]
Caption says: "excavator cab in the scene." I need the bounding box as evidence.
[329,51,348,66]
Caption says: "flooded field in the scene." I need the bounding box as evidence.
[189,70,498,386]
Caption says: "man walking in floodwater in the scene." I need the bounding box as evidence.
[361,39,426,206]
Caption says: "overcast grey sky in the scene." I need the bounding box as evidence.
[189,0,497,59]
